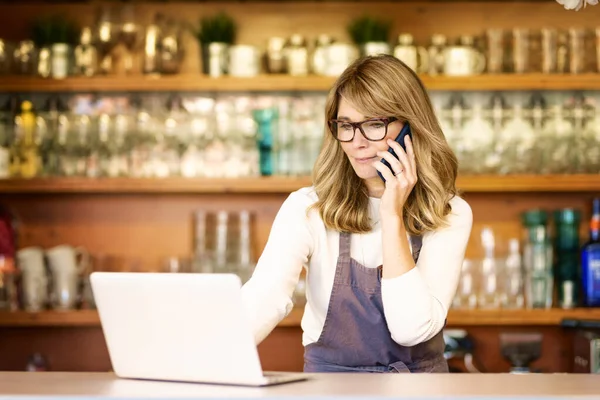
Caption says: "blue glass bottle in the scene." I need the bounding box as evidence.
[252,107,278,176]
[581,198,600,307]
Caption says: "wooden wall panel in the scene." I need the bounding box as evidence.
[0,2,597,76]
[446,325,575,373]
[0,327,111,372]
[0,326,304,372]
[3,193,289,272]
[4,190,595,271]
[0,325,578,373]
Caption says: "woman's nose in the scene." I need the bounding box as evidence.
[351,128,369,148]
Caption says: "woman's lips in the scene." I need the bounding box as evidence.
[355,156,377,164]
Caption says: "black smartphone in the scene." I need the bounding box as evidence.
[377,122,412,182]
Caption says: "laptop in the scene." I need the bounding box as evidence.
[90,272,309,387]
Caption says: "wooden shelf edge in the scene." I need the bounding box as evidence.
[0,75,336,93]
[1,175,600,194]
[1,308,599,328]
[456,174,600,192]
[447,308,600,326]
[0,176,314,194]
[0,310,100,327]
[0,73,599,92]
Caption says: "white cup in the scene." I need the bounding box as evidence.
[45,245,89,310]
[16,247,48,311]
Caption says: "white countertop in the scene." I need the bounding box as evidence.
[0,372,599,399]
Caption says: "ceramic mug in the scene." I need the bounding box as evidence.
[16,247,48,311]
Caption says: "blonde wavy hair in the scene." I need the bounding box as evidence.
[311,54,458,236]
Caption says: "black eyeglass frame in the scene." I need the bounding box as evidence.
[327,117,399,142]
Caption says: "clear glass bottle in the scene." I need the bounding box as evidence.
[502,238,524,309]
[459,102,495,174]
[192,210,213,274]
[543,103,575,174]
[478,227,501,309]
[442,94,468,173]
[235,210,255,284]
[452,259,478,309]
[522,210,553,309]
[214,210,229,273]
[526,93,548,173]
[498,102,535,174]
[74,27,98,77]
[580,99,600,173]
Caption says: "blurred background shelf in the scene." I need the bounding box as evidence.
[2,174,600,194]
[455,174,600,193]
[447,308,600,326]
[0,310,100,327]
[2,308,599,327]
[0,176,314,194]
[1,74,599,93]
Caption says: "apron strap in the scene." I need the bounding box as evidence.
[410,235,423,263]
[338,232,352,259]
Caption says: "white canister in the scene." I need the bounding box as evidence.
[228,45,260,77]
[0,145,9,178]
[51,43,70,79]
[325,43,359,77]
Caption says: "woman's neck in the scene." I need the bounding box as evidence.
[365,177,385,198]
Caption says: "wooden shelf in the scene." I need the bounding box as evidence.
[250,308,600,327]
[0,73,598,93]
[456,174,600,193]
[0,308,302,328]
[1,308,599,328]
[0,176,313,194]
[0,310,100,327]
[0,75,335,93]
[447,308,600,326]
[1,174,600,194]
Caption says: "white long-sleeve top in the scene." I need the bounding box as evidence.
[241,186,473,347]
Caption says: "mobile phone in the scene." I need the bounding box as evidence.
[377,122,412,182]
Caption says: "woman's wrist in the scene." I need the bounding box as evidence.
[380,211,404,225]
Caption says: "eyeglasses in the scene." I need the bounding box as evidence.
[328,117,398,142]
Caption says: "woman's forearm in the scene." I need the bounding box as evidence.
[380,215,416,279]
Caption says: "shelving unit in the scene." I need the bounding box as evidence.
[1,174,599,194]
[1,73,599,93]
[2,308,599,328]
[2,0,599,375]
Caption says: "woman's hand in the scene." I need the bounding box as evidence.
[373,135,417,218]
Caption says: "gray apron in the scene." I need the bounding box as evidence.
[303,232,448,373]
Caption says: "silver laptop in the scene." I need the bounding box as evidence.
[90,272,308,387]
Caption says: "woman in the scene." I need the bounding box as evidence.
[241,54,473,373]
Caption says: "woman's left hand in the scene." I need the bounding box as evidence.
[373,135,417,218]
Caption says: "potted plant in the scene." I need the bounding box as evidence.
[347,15,392,57]
[193,12,237,76]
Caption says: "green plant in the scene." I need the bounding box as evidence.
[194,12,237,44]
[347,15,392,44]
[31,15,79,47]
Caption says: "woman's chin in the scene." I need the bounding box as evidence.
[352,164,379,180]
